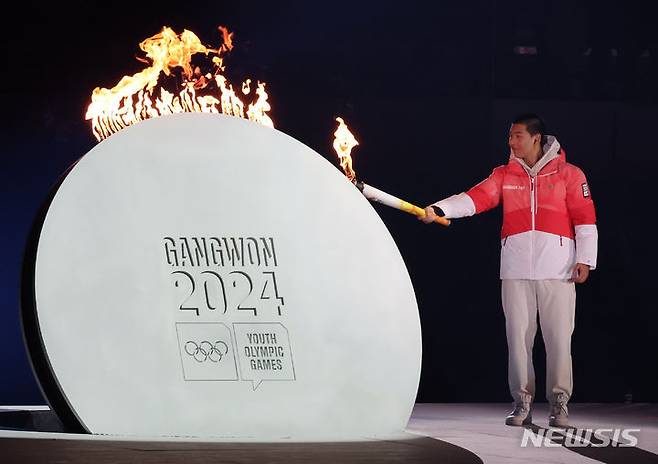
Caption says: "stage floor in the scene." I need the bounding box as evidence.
[1,403,656,463]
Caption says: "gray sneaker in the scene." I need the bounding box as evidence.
[549,393,570,428]
[505,402,532,426]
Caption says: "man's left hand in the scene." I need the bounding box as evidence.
[570,263,590,283]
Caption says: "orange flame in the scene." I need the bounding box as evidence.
[218,26,234,52]
[332,117,359,182]
[85,26,273,141]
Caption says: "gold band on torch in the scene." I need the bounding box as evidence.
[400,201,451,226]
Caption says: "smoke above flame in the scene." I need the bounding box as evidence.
[85,26,273,141]
[332,117,359,182]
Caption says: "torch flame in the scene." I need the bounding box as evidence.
[85,26,273,141]
[332,117,359,182]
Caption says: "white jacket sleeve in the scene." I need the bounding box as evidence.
[575,224,598,270]
[433,192,476,219]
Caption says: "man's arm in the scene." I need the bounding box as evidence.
[565,165,598,282]
[420,166,505,223]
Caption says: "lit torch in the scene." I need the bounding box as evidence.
[332,118,450,226]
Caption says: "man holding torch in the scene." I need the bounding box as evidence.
[421,114,598,428]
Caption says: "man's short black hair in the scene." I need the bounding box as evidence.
[512,113,545,137]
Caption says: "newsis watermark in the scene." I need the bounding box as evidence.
[521,428,640,448]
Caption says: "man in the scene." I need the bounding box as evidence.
[421,114,597,427]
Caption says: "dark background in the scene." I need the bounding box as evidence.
[2,0,657,405]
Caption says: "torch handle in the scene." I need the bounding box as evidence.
[433,215,451,226]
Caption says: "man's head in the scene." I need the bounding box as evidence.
[508,113,545,160]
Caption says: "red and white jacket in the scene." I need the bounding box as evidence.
[434,136,598,280]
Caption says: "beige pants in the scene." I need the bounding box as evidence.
[501,279,576,405]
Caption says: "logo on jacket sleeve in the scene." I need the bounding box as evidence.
[582,183,590,198]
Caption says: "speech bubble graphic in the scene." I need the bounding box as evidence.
[233,322,295,390]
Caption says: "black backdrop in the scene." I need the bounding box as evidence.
[2,0,657,405]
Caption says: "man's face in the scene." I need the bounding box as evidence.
[508,123,540,159]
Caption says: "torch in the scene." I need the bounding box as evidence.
[333,118,450,227]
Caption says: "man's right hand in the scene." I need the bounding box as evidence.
[419,205,443,224]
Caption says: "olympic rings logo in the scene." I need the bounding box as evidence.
[184,340,229,363]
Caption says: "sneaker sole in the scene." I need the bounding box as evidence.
[505,415,532,426]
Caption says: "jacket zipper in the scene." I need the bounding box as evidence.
[530,176,536,230]
[514,153,559,279]
[529,174,535,279]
